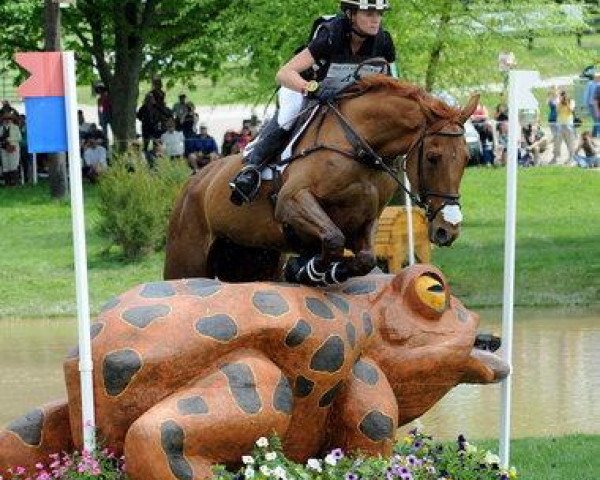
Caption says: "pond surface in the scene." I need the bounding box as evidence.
[1,308,599,440]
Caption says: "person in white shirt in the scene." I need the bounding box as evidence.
[83,137,107,183]
[160,119,185,158]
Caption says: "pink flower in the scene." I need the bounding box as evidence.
[15,467,27,475]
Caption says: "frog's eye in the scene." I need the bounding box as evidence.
[414,273,448,314]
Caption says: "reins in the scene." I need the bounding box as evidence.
[276,95,465,221]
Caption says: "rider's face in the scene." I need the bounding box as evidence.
[352,10,383,36]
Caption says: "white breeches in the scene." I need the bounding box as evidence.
[277,87,304,131]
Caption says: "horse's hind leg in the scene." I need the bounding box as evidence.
[0,400,74,476]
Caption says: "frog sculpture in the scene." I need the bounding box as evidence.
[0,265,508,480]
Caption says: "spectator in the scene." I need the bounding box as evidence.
[221,130,238,157]
[181,103,196,139]
[547,86,560,163]
[84,123,107,148]
[233,125,254,154]
[553,90,576,165]
[186,124,218,162]
[574,131,599,168]
[479,122,495,167]
[161,118,185,158]
[517,135,534,167]
[18,114,32,184]
[0,113,22,186]
[96,86,112,136]
[137,93,162,151]
[0,100,18,118]
[583,73,600,137]
[470,102,489,137]
[78,110,92,139]
[145,139,166,168]
[523,122,547,166]
[82,137,108,183]
[172,94,188,128]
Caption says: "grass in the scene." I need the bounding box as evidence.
[478,435,600,479]
[0,167,598,318]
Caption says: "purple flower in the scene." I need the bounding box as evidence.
[331,448,344,460]
[345,474,359,480]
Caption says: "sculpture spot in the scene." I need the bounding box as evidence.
[122,305,170,329]
[343,281,377,296]
[140,282,176,299]
[310,336,345,373]
[294,375,315,398]
[103,349,142,396]
[253,291,289,317]
[195,314,238,342]
[319,381,343,407]
[353,360,379,385]
[456,307,469,323]
[186,278,222,297]
[90,322,104,339]
[160,420,193,480]
[221,363,261,414]
[324,293,350,314]
[305,297,334,320]
[177,396,209,416]
[101,297,120,312]
[273,374,293,414]
[359,410,394,442]
[362,312,374,337]
[8,409,43,446]
[346,322,356,348]
[70,322,104,358]
[285,320,312,348]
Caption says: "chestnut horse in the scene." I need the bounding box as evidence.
[164,76,478,283]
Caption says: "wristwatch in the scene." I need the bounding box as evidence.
[303,80,319,97]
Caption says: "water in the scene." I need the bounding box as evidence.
[0,309,599,440]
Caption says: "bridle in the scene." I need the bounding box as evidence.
[281,99,466,222]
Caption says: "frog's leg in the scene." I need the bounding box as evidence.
[326,358,398,457]
[0,400,73,476]
[124,353,293,480]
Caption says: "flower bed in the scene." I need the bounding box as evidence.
[1,431,517,480]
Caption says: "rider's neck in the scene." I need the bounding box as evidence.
[350,33,366,55]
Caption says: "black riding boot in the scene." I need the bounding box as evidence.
[229,117,290,205]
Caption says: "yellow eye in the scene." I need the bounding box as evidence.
[414,275,447,313]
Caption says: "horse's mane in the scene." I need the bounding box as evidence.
[353,75,462,122]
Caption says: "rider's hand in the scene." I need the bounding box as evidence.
[303,81,336,103]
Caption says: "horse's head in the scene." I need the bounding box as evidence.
[404,94,479,246]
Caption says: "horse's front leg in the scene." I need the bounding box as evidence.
[276,188,345,284]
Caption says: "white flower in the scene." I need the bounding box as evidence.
[259,465,271,476]
[324,453,338,466]
[272,466,287,479]
[242,455,255,465]
[484,451,500,465]
[265,451,277,461]
[244,466,255,479]
[306,458,322,472]
[255,437,269,448]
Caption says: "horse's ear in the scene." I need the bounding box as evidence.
[458,94,480,124]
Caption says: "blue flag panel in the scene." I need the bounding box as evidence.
[24,96,67,153]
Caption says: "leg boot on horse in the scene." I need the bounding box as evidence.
[229,116,291,205]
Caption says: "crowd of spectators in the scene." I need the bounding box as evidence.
[468,85,598,169]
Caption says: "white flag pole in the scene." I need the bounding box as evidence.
[499,71,519,467]
[62,51,96,452]
[403,173,415,266]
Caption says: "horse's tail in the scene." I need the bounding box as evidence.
[0,400,74,478]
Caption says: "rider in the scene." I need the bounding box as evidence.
[230,0,397,205]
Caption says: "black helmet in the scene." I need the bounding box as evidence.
[340,0,390,11]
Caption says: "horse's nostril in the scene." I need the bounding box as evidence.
[435,228,449,245]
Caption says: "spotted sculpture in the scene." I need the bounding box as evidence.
[0,265,509,480]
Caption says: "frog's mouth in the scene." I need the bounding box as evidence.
[464,334,511,384]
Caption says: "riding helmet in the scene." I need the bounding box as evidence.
[340,0,390,11]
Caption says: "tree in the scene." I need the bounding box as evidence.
[0,0,231,148]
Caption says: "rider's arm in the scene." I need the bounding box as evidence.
[276,48,317,94]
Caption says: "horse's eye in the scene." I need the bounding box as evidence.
[427,153,441,164]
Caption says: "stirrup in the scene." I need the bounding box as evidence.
[229,166,262,205]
